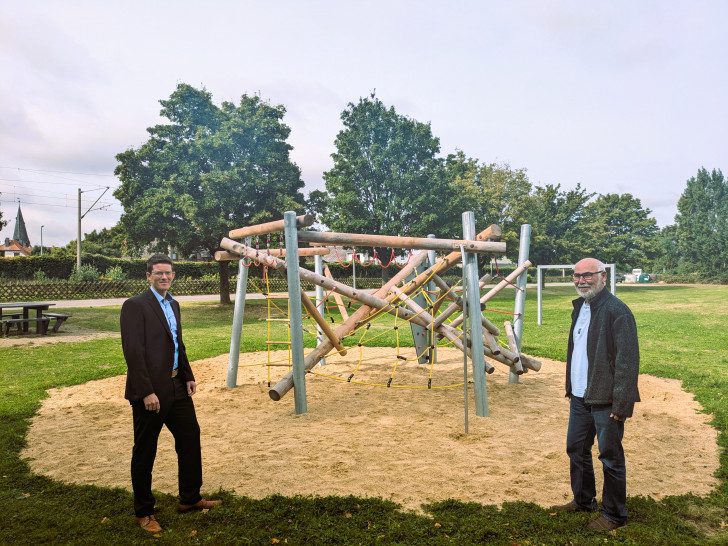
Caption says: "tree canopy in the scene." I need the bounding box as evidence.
[320,92,447,241]
[54,225,130,258]
[582,193,659,270]
[526,183,595,267]
[673,167,727,277]
[114,83,305,300]
[443,151,532,260]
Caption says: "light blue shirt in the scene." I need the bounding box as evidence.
[150,287,179,370]
[570,301,591,397]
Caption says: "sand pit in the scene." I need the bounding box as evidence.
[22,348,719,511]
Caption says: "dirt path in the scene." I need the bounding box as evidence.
[22,348,719,511]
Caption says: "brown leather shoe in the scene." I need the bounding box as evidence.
[136,514,162,533]
[178,498,223,512]
[587,515,624,531]
[550,501,596,513]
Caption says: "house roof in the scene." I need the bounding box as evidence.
[0,239,32,256]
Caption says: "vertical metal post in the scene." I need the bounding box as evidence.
[610,264,616,295]
[460,245,469,434]
[462,211,488,417]
[427,234,437,365]
[510,224,531,384]
[352,250,356,289]
[227,236,251,388]
[537,267,543,325]
[77,188,82,270]
[314,253,326,366]
[284,211,307,414]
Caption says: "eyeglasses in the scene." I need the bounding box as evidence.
[573,271,603,281]
[150,271,175,278]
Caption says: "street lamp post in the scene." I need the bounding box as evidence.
[41,225,44,255]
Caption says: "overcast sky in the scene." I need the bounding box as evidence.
[1,1,726,248]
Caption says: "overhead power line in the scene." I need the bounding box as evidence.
[0,166,115,177]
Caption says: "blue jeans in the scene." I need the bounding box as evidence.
[566,396,627,524]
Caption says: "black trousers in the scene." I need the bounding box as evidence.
[130,376,202,517]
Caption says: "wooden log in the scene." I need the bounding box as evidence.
[215,247,329,261]
[324,265,349,321]
[297,230,506,254]
[299,289,348,356]
[504,321,524,375]
[481,260,532,305]
[229,214,315,239]
[475,224,502,241]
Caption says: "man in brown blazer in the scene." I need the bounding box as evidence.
[120,254,221,533]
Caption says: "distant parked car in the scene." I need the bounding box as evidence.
[615,273,625,283]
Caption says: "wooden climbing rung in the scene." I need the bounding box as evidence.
[265,363,293,367]
[266,341,291,345]
[265,294,289,299]
[265,318,290,322]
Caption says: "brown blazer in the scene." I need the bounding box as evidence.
[120,288,194,404]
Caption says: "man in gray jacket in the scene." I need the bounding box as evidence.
[551,258,640,531]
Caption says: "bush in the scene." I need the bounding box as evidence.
[103,265,128,281]
[69,264,101,282]
[33,270,51,283]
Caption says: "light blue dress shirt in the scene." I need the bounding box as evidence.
[150,287,179,370]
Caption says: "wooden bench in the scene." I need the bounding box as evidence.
[1,317,51,336]
[42,312,72,333]
[0,313,22,334]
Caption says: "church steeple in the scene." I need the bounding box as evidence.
[13,204,30,247]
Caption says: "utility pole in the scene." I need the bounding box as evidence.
[77,189,81,270]
[77,186,110,270]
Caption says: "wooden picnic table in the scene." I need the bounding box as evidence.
[0,302,56,335]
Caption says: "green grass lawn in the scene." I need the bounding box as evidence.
[1,285,727,544]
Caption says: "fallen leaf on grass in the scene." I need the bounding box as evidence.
[190,530,197,537]
[271,539,280,544]
[344,513,352,519]
[101,517,109,524]
[434,523,442,528]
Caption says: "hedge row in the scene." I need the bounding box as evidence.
[0,254,409,281]
[0,277,386,302]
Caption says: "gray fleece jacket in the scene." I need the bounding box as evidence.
[566,288,641,418]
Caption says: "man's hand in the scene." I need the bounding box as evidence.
[143,393,160,413]
[187,381,197,396]
[610,413,624,421]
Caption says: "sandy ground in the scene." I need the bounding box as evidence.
[22,347,719,511]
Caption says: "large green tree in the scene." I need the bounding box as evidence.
[443,151,532,261]
[114,84,305,302]
[654,224,681,273]
[526,184,595,267]
[582,193,659,271]
[321,93,448,271]
[674,167,727,277]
